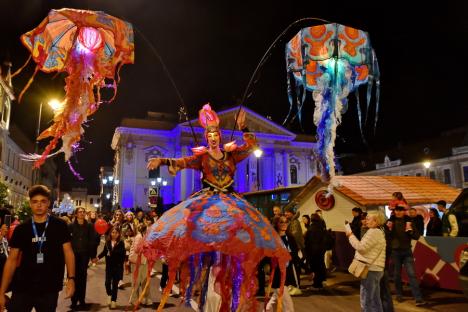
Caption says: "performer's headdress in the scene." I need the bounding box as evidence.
[198,103,220,135]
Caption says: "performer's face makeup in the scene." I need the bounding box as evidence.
[207,131,220,149]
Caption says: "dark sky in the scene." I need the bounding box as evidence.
[1,0,467,192]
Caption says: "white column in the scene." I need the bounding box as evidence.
[283,151,291,186]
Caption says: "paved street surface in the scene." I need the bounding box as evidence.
[52,257,468,312]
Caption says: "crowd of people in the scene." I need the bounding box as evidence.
[0,184,464,312]
[0,184,168,311]
[0,105,464,312]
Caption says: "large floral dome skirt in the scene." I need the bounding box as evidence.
[141,190,290,311]
[143,190,289,263]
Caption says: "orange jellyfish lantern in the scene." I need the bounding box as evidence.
[17,8,134,171]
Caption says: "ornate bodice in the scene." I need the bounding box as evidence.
[161,132,257,191]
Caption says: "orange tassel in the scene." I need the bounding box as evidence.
[18,65,39,103]
[11,55,32,78]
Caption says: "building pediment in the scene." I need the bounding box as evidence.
[181,106,296,138]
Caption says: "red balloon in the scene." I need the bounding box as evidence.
[94,218,109,235]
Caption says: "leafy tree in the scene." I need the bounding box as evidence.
[16,200,32,222]
[0,182,8,207]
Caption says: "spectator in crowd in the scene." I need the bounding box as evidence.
[258,204,283,296]
[408,208,424,235]
[95,226,126,309]
[380,220,395,312]
[0,185,75,311]
[315,209,327,230]
[271,205,282,224]
[351,207,363,239]
[87,211,101,266]
[389,192,409,214]
[123,227,134,275]
[346,211,387,312]
[388,206,426,306]
[122,212,137,235]
[135,209,145,225]
[265,216,295,311]
[129,224,151,306]
[305,213,327,290]
[301,215,310,235]
[284,207,304,292]
[110,209,124,228]
[0,225,8,283]
[436,200,459,237]
[426,208,443,236]
[68,207,98,309]
[360,212,369,239]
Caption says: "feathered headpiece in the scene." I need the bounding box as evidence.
[198,103,220,134]
[192,103,238,155]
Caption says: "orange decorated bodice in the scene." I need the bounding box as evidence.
[160,132,257,191]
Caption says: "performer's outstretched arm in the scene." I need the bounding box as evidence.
[231,131,258,163]
[148,154,202,176]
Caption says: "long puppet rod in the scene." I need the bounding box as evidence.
[135,27,200,146]
[230,17,330,141]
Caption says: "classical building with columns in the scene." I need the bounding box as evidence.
[111,106,317,210]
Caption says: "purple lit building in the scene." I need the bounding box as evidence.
[111,106,317,210]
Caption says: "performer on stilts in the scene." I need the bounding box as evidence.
[137,104,290,312]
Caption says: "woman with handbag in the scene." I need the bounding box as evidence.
[345,211,386,312]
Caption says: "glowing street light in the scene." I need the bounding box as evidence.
[156,177,162,183]
[48,99,64,111]
[114,179,120,185]
[254,148,263,158]
[102,178,108,185]
[151,180,156,186]
[108,176,114,182]
[253,148,263,190]
[423,161,431,169]
[162,180,168,186]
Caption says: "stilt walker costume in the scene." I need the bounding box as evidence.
[139,104,290,312]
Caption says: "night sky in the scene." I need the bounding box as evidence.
[1,1,467,192]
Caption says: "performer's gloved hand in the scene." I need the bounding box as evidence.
[147,158,162,170]
[235,109,246,130]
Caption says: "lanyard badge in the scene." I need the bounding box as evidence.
[32,216,49,264]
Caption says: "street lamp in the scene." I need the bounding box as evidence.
[254,148,263,190]
[149,177,167,212]
[423,161,431,178]
[33,99,64,184]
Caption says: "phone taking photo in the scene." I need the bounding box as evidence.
[4,215,11,227]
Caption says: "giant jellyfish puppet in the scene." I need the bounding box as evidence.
[16,8,134,173]
[285,23,380,187]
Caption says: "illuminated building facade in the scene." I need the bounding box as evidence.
[111,106,318,210]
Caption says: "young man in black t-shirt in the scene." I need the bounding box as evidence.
[0,185,76,312]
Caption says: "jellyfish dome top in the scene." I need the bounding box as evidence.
[284,23,380,188]
[15,8,134,174]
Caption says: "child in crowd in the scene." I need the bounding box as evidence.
[96,226,126,309]
[124,228,134,275]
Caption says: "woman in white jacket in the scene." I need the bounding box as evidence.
[346,211,386,312]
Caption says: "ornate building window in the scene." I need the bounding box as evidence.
[289,154,301,184]
[290,164,298,184]
[146,148,163,179]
